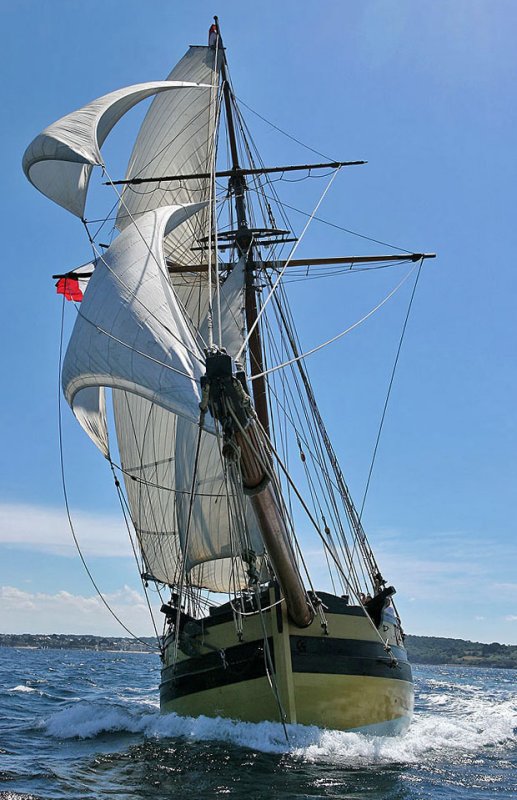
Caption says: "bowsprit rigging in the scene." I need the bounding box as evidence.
[22,16,436,734]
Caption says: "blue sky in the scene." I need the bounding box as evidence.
[1,0,515,643]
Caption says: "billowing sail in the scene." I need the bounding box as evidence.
[115,46,222,265]
[112,258,259,593]
[62,204,208,451]
[113,394,263,592]
[22,81,211,217]
[112,392,181,585]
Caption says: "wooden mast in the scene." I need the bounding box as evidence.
[214,17,270,435]
[213,17,312,627]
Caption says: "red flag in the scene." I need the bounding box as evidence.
[56,276,84,301]
[55,263,94,300]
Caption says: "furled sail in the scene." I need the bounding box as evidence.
[115,46,222,265]
[62,203,208,449]
[22,80,211,217]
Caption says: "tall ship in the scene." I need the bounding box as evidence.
[23,20,434,735]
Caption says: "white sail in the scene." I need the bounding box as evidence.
[115,46,222,265]
[176,418,264,583]
[72,386,109,457]
[112,392,181,585]
[168,256,246,357]
[22,80,211,217]
[112,256,258,593]
[200,258,246,358]
[113,393,262,592]
[62,204,208,446]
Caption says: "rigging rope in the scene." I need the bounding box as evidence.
[265,290,368,592]
[260,299,362,593]
[109,460,163,649]
[235,167,341,361]
[251,415,395,651]
[247,187,414,254]
[235,94,335,162]
[250,260,420,381]
[171,410,206,668]
[359,257,425,522]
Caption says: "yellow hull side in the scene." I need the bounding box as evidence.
[161,671,413,733]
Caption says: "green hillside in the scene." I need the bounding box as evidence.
[405,635,517,669]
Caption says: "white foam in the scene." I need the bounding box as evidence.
[0,794,39,800]
[44,702,146,739]
[9,685,37,693]
[43,692,517,764]
[294,702,517,765]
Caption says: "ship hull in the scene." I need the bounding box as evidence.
[160,592,413,734]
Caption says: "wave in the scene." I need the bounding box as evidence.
[0,794,43,800]
[8,686,37,694]
[43,692,517,764]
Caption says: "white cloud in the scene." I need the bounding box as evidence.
[297,524,512,607]
[0,502,133,558]
[504,615,517,623]
[0,584,159,637]
[370,527,517,603]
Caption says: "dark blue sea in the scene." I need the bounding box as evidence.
[0,646,515,799]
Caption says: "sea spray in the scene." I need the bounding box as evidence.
[43,689,517,765]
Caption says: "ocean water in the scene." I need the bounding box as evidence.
[0,646,515,799]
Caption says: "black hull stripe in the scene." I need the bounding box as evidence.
[160,636,412,704]
[291,636,412,682]
[161,639,269,683]
[161,638,271,702]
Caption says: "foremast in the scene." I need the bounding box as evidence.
[204,18,313,628]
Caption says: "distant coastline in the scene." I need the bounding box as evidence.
[0,632,516,668]
[0,633,157,653]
